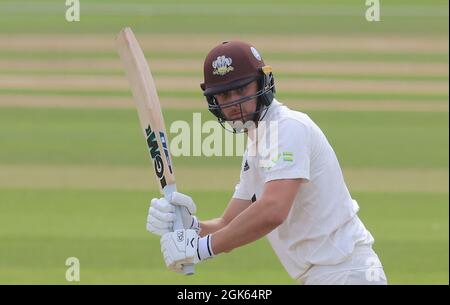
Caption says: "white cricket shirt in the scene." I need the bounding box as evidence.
[232,99,374,280]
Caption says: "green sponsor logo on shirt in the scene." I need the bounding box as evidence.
[261,151,294,169]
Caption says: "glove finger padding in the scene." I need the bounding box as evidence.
[147,225,171,236]
[147,220,172,236]
[147,213,173,230]
[151,198,175,213]
[149,206,176,222]
[170,192,196,214]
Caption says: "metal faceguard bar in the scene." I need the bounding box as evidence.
[215,80,274,133]
[208,73,274,113]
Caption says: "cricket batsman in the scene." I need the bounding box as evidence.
[146,41,388,284]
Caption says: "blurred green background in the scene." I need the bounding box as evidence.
[0,0,448,284]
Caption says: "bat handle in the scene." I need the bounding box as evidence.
[164,185,195,276]
[173,205,195,275]
[182,262,195,275]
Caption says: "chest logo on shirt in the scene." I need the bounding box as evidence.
[243,160,250,171]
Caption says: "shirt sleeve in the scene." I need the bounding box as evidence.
[262,118,311,183]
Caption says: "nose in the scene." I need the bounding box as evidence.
[226,96,241,111]
[225,91,240,104]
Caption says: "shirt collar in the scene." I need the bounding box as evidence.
[260,98,282,123]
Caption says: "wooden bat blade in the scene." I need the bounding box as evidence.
[116,27,194,276]
[116,27,176,192]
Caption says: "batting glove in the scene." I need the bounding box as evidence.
[147,192,200,236]
[161,229,214,274]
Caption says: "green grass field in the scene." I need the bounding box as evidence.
[0,0,448,284]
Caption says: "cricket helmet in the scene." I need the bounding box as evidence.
[200,41,275,130]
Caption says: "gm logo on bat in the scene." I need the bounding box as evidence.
[145,125,171,189]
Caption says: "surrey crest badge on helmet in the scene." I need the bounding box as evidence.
[212,55,234,76]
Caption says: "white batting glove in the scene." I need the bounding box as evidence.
[160,229,214,274]
[146,192,200,236]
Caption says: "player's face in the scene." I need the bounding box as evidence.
[214,81,258,122]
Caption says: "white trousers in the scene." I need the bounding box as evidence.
[298,244,387,285]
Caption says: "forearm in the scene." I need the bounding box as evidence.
[210,199,280,255]
[199,218,227,237]
[198,198,251,237]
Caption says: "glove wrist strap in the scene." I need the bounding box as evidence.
[191,216,200,233]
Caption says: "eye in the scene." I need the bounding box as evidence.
[217,92,228,99]
[236,86,246,94]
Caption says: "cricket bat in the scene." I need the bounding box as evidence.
[116,27,194,275]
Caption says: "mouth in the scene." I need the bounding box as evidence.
[228,112,243,121]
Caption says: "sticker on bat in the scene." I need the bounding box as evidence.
[159,132,173,174]
[145,125,167,189]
